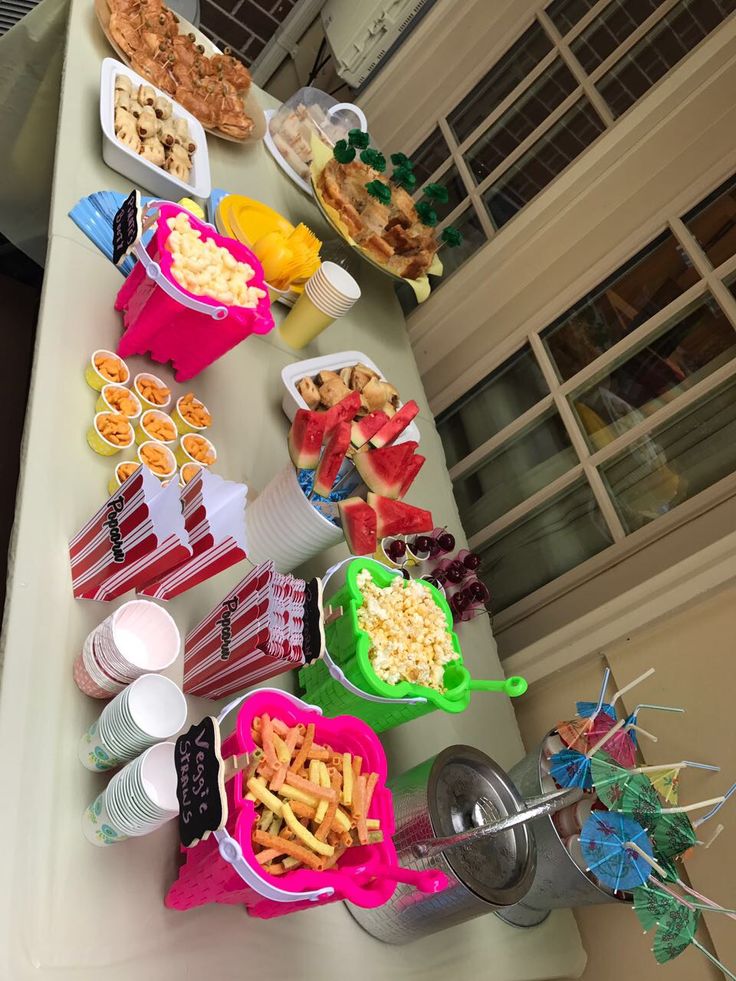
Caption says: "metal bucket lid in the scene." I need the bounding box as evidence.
[428,745,536,906]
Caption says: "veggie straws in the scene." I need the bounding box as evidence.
[246,714,382,877]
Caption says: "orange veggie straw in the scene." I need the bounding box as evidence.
[284,771,336,801]
[364,772,378,817]
[291,723,315,772]
[261,715,279,769]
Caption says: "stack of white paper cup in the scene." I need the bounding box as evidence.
[82,742,179,846]
[79,674,187,771]
[73,600,181,698]
[279,261,361,349]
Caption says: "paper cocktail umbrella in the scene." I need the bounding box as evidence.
[579,812,656,892]
[585,713,656,767]
[551,718,629,790]
[558,668,612,750]
[592,756,720,814]
[651,900,736,977]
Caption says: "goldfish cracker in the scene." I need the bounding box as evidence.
[135,409,177,446]
[137,440,176,478]
[178,462,204,486]
[175,433,216,468]
[133,372,172,410]
[108,460,141,494]
[97,384,142,420]
[173,392,212,434]
[88,412,134,456]
[86,350,130,391]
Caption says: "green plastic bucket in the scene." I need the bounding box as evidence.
[299,558,468,732]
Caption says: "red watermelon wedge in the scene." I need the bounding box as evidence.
[323,391,362,436]
[351,410,388,448]
[338,498,377,555]
[399,454,425,498]
[313,421,351,497]
[367,493,433,538]
[288,409,326,470]
[370,399,419,448]
[355,441,417,499]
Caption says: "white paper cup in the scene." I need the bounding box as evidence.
[244,463,344,573]
[96,600,181,678]
[78,674,187,771]
[82,790,129,846]
[305,261,360,317]
[105,743,178,836]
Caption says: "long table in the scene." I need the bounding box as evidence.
[0,0,585,976]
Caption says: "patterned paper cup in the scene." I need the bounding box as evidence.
[107,460,141,496]
[85,350,130,392]
[178,462,204,487]
[87,412,134,456]
[105,742,178,837]
[96,600,181,678]
[81,789,129,847]
[96,384,142,420]
[133,372,172,412]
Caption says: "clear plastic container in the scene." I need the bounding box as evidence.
[267,86,367,184]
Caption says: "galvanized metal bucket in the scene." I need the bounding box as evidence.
[496,735,622,927]
[345,745,537,944]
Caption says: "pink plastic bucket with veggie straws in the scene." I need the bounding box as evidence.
[115,202,274,382]
[164,689,400,918]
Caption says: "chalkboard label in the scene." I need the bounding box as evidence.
[175,716,228,848]
[112,189,142,266]
[302,577,325,664]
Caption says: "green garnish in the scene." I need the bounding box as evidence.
[365,180,392,205]
[333,140,356,163]
[424,183,450,204]
[416,201,438,227]
[348,129,370,149]
[441,226,463,247]
[360,148,386,172]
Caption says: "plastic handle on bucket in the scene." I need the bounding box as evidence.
[214,829,335,904]
[354,862,449,894]
[320,556,428,707]
[328,102,368,132]
[132,237,228,320]
[468,676,528,698]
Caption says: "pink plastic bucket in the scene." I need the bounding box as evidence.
[115,203,274,382]
[164,689,398,918]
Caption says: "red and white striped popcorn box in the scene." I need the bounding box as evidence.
[137,469,247,600]
[69,467,191,601]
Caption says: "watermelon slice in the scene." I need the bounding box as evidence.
[367,493,433,538]
[288,409,326,470]
[338,498,377,555]
[351,410,388,448]
[313,421,351,497]
[354,441,418,499]
[399,454,425,498]
[370,399,419,448]
[323,391,362,436]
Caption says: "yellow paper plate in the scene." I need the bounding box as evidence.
[217,195,295,246]
[308,139,442,303]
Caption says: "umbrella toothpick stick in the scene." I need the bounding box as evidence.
[663,796,725,816]
[690,940,736,981]
[631,761,720,776]
[593,667,611,715]
[586,717,627,757]
[630,703,685,720]
[704,824,725,849]
[625,723,658,743]
[624,840,670,880]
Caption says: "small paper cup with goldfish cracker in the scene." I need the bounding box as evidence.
[178,462,204,487]
[107,460,141,495]
[172,393,212,435]
[137,441,177,480]
[87,412,134,456]
[175,433,216,468]
[133,372,172,411]
[86,351,130,392]
[134,409,178,447]
[96,384,142,421]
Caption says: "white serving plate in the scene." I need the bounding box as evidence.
[281,350,421,446]
[100,57,211,201]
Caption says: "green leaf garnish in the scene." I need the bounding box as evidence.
[365,180,392,205]
[441,225,463,247]
[391,165,417,190]
[333,140,356,163]
[415,201,438,227]
[348,129,370,149]
[360,148,386,172]
[424,182,449,204]
[390,152,413,169]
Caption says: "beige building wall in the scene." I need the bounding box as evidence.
[514,583,736,980]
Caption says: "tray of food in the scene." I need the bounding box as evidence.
[95,0,265,143]
[280,350,421,445]
[100,58,210,200]
[263,87,367,197]
[309,139,442,302]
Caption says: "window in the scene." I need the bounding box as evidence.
[408,0,735,283]
[437,171,736,620]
